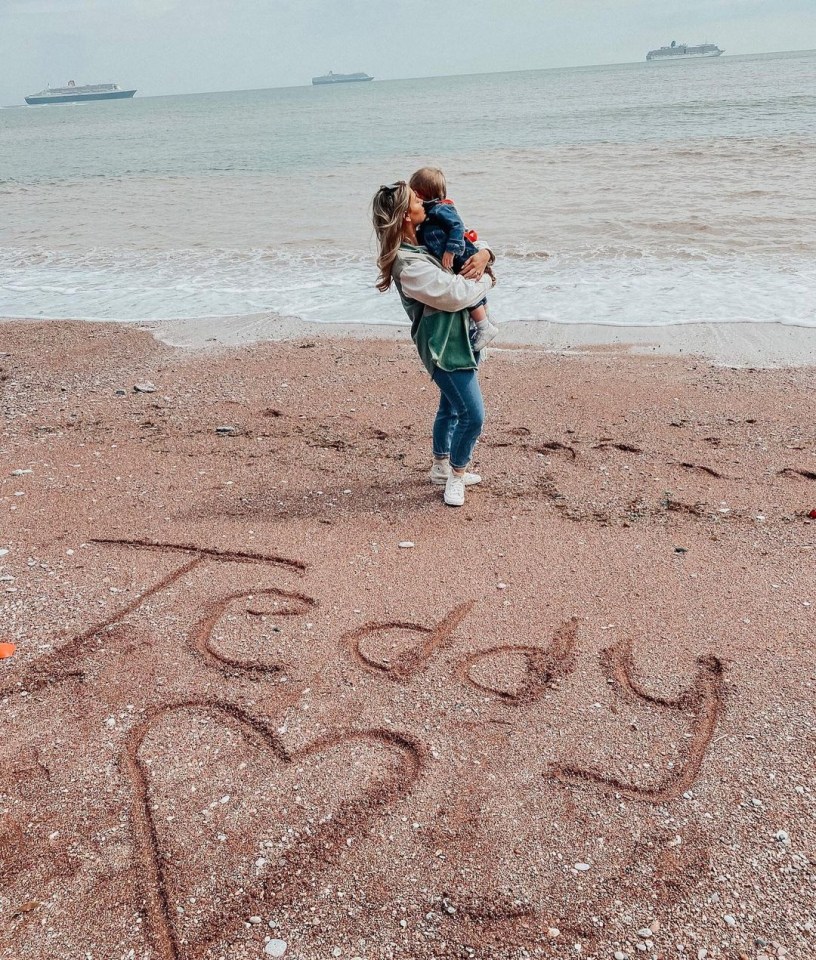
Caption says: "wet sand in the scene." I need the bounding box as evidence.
[1,319,815,960]
[146,314,816,370]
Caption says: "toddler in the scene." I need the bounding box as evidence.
[409,166,498,352]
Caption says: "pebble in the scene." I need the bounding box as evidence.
[723,914,737,927]
[249,916,262,924]
[775,829,790,844]
[215,425,238,435]
[133,382,156,393]
[615,953,627,960]
[264,940,287,957]
[637,928,652,939]
[11,469,32,476]
[0,549,8,557]
[398,541,415,549]
[574,862,590,871]
[547,927,560,939]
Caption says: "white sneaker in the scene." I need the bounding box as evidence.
[443,472,466,507]
[429,462,482,486]
[470,319,498,353]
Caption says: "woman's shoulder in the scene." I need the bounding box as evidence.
[397,242,428,258]
[396,243,440,271]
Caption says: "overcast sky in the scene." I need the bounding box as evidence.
[3,0,815,104]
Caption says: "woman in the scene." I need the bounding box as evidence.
[372,181,495,507]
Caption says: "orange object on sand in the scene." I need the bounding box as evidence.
[0,642,16,659]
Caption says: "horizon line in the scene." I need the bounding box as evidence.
[5,46,815,107]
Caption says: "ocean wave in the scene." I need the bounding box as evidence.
[1,247,814,329]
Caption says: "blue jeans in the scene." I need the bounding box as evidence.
[431,367,485,470]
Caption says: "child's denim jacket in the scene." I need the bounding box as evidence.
[418,199,479,272]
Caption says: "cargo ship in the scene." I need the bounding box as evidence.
[646,41,723,61]
[24,81,137,105]
[312,71,373,85]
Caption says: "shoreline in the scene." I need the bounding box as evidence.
[4,313,816,367]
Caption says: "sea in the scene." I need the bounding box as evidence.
[2,50,815,332]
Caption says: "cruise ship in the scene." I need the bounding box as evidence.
[646,41,723,61]
[312,71,373,86]
[24,81,137,105]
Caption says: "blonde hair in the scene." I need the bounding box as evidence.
[409,166,446,201]
[372,181,409,292]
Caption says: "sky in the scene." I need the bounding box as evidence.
[3,0,815,104]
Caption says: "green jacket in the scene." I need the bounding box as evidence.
[391,243,487,377]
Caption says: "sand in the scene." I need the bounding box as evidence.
[1,318,815,960]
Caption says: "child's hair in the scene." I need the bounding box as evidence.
[409,166,446,202]
[371,181,410,292]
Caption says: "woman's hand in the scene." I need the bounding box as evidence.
[459,248,492,281]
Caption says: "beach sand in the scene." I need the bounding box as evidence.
[1,318,815,960]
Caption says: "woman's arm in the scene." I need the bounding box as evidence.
[460,246,493,280]
[399,258,493,313]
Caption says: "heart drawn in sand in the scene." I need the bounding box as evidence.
[124,701,422,960]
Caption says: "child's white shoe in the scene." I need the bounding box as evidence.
[470,319,498,353]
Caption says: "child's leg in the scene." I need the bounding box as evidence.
[468,297,498,352]
[469,303,488,326]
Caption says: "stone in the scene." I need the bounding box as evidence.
[264,940,287,957]
[637,929,652,939]
[574,862,590,871]
[133,382,156,393]
[398,541,415,549]
[615,953,627,960]
[216,425,238,436]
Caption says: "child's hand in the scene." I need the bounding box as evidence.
[442,251,454,271]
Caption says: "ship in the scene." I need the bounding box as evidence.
[24,81,137,105]
[646,41,723,61]
[312,71,373,86]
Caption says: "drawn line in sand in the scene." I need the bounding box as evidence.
[777,467,816,481]
[535,440,577,459]
[90,538,306,571]
[342,603,474,681]
[592,441,642,454]
[190,586,317,677]
[1,539,307,699]
[676,462,726,479]
[459,618,579,704]
[552,640,724,803]
[123,701,423,960]
[0,556,202,698]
